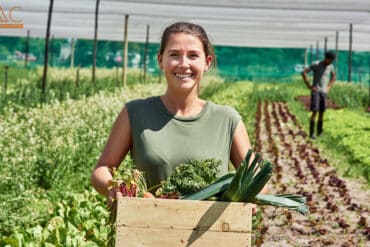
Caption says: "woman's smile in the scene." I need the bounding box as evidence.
[174,72,194,81]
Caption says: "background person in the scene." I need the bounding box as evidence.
[302,51,336,139]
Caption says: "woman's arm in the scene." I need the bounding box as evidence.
[91,107,132,198]
[230,120,251,169]
[230,120,268,194]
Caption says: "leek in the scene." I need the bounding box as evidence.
[183,149,309,215]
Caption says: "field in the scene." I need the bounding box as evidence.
[0,68,369,246]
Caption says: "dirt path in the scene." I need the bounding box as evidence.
[295,95,342,111]
[254,101,369,247]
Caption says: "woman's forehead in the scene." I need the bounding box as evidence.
[165,33,204,49]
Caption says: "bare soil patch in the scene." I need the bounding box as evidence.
[295,95,342,111]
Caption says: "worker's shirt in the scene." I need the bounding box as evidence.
[307,60,334,93]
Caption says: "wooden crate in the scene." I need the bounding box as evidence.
[115,197,254,247]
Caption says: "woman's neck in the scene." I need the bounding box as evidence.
[160,90,205,117]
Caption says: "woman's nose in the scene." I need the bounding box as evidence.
[178,56,190,67]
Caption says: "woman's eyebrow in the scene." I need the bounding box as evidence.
[167,49,202,53]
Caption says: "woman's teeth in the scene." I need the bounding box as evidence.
[175,73,192,78]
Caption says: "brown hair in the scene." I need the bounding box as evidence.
[158,22,216,68]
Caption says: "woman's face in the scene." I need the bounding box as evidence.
[158,33,212,93]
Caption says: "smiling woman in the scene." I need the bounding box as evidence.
[158,32,212,96]
[91,21,252,205]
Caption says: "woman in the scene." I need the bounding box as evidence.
[91,22,252,205]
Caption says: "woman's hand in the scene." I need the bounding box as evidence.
[108,186,123,210]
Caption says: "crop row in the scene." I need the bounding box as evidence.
[255,101,369,246]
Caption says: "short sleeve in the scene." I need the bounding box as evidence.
[124,99,140,133]
[308,61,321,72]
[307,63,315,72]
[221,105,242,144]
[230,107,242,138]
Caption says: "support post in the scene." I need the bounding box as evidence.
[335,31,339,75]
[92,0,100,85]
[304,48,308,68]
[316,40,319,61]
[348,23,353,83]
[143,24,150,83]
[41,0,54,102]
[122,14,129,87]
[324,37,327,53]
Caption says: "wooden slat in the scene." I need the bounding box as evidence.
[116,227,252,247]
[116,198,253,232]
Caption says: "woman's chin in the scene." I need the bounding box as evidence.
[177,82,198,92]
[171,79,198,91]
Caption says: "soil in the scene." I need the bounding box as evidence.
[254,101,370,247]
[295,95,342,111]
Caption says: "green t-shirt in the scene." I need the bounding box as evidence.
[125,96,241,187]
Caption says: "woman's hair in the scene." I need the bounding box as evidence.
[158,22,216,67]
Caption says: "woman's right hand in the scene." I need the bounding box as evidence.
[108,186,123,210]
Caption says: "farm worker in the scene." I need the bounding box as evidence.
[91,22,254,206]
[301,51,336,139]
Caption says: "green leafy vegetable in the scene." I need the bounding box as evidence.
[157,159,222,196]
[183,150,309,215]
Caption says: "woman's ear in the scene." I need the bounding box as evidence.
[204,55,213,72]
[157,53,163,70]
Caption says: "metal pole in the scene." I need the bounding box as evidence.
[122,14,129,87]
[324,37,327,53]
[348,23,352,82]
[41,0,54,102]
[310,44,313,65]
[143,24,150,83]
[316,40,319,61]
[335,31,339,76]
[92,0,100,85]
[25,30,30,68]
